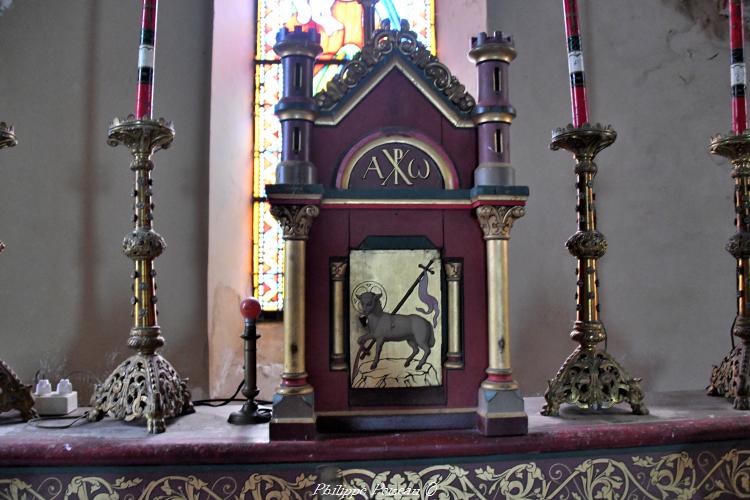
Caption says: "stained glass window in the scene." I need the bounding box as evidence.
[254,0,436,311]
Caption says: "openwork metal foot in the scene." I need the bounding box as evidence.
[89,353,193,433]
[0,358,36,421]
[708,343,750,410]
[542,347,648,416]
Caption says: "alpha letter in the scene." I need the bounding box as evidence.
[362,156,385,180]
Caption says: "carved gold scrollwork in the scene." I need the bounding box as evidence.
[726,232,750,259]
[541,347,648,417]
[0,122,17,150]
[122,228,167,260]
[0,358,36,421]
[315,20,475,114]
[444,261,462,281]
[476,205,526,240]
[330,261,347,281]
[270,204,320,240]
[550,123,617,163]
[107,115,174,159]
[89,353,193,434]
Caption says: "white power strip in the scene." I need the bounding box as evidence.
[33,379,78,416]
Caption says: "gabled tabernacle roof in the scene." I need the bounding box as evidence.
[313,20,476,128]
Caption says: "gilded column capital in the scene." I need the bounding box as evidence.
[476,205,525,240]
[270,204,320,240]
[330,260,347,281]
[444,261,463,281]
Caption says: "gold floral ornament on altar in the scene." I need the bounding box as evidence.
[349,249,443,388]
[5,449,750,499]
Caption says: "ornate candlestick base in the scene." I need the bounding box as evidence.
[542,345,647,416]
[708,344,750,409]
[542,124,647,417]
[90,353,191,433]
[706,133,750,410]
[0,358,36,421]
[89,116,192,433]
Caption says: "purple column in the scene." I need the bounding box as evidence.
[469,31,517,186]
[273,27,323,184]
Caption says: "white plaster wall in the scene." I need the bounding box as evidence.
[0,0,212,400]
[489,0,732,395]
[436,0,486,96]
[207,0,257,399]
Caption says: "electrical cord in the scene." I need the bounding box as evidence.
[28,411,90,429]
[191,380,272,407]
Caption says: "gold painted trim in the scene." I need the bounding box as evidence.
[266,193,323,202]
[338,133,458,189]
[273,45,322,59]
[472,111,515,125]
[322,195,526,204]
[468,44,517,64]
[481,380,519,392]
[476,410,527,419]
[276,384,314,396]
[270,195,528,206]
[317,407,476,417]
[315,58,475,128]
[276,109,316,122]
[270,416,316,424]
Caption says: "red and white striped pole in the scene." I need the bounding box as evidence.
[135,0,157,120]
[730,0,747,134]
[563,0,589,127]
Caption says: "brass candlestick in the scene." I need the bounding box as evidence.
[542,123,647,416]
[707,132,750,409]
[0,123,36,422]
[89,116,192,433]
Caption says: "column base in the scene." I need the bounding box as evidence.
[0,358,36,421]
[275,160,317,184]
[330,354,347,371]
[88,353,193,434]
[708,343,750,409]
[476,384,527,436]
[542,346,648,416]
[474,162,515,186]
[269,388,316,440]
[445,352,464,369]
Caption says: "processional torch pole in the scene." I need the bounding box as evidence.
[89,0,192,433]
[707,0,750,409]
[228,297,271,425]
[0,123,36,422]
[541,0,647,416]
